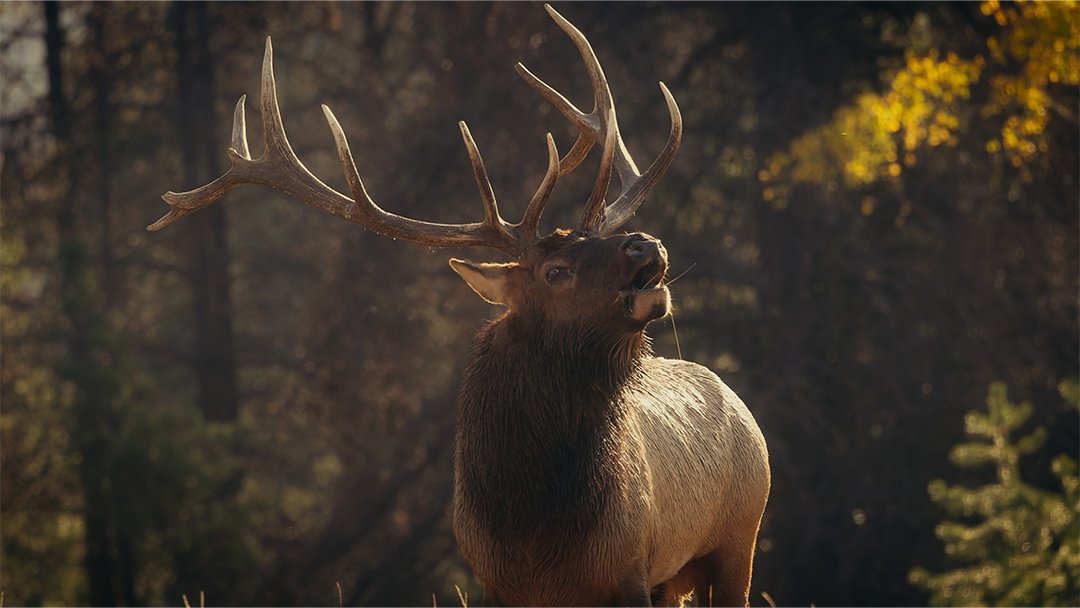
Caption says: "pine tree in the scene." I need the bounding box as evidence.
[909,381,1080,606]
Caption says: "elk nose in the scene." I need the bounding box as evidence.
[623,234,664,260]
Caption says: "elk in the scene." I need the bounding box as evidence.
[151,5,770,606]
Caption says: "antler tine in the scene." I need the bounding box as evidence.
[148,94,251,231]
[458,122,507,231]
[231,95,251,160]
[514,64,596,177]
[150,38,356,232]
[517,4,683,236]
[152,37,544,257]
[517,133,561,241]
[580,113,617,231]
[599,82,681,234]
[320,107,524,256]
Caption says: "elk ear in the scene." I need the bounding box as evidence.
[449,259,518,307]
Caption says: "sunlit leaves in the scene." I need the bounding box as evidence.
[982,1,1080,170]
[760,0,1078,203]
[908,382,1080,607]
[759,50,980,203]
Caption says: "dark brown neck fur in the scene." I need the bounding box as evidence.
[454,312,649,540]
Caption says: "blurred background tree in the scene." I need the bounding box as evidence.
[909,381,1079,606]
[1,1,1076,606]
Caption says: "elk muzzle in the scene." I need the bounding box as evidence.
[621,234,670,323]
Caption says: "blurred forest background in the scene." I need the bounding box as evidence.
[1,1,1077,606]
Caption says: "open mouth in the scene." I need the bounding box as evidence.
[628,259,666,291]
[619,255,670,320]
[621,259,669,317]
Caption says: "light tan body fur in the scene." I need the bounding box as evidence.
[631,357,770,605]
[454,355,770,607]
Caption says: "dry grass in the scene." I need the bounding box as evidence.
[180,591,203,608]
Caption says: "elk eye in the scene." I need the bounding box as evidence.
[545,266,572,284]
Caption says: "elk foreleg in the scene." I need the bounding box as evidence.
[707,523,762,608]
[612,574,653,607]
[654,524,760,607]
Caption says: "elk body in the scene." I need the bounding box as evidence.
[451,231,771,607]
[153,6,769,606]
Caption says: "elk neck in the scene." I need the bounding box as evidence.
[454,311,651,537]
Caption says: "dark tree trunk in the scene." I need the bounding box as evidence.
[44,2,118,605]
[172,1,240,423]
[90,4,117,308]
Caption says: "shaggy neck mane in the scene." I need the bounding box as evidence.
[455,311,651,538]
[466,311,650,417]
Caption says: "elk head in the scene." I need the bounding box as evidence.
[150,4,682,334]
[450,230,670,331]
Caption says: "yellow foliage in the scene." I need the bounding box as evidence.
[762,49,980,194]
[760,0,1078,203]
[981,0,1078,166]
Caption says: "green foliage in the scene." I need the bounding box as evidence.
[1,226,270,604]
[909,382,1080,606]
[0,184,85,605]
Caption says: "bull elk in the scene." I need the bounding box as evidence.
[152,5,770,606]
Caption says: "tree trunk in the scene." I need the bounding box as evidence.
[90,4,117,308]
[172,1,240,423]
[44,2,118,605]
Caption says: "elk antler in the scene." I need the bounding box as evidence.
[516,4,683,235]
[150,38,560,258]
